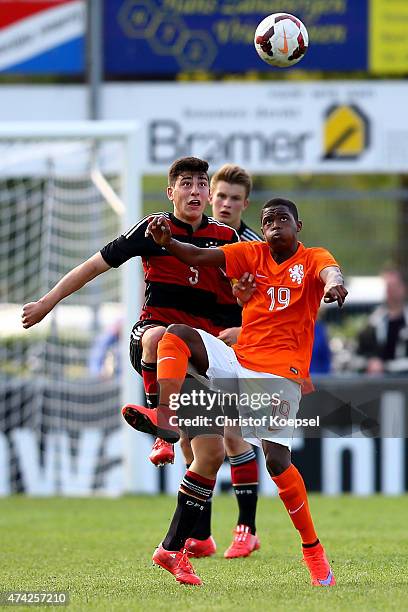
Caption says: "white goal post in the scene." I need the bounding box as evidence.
[0,121,146,495]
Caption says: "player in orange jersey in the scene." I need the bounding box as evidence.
[123,197,347,586]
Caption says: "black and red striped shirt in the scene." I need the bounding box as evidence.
[100,213,242,335]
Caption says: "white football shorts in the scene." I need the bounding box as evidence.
[192,328,301,450]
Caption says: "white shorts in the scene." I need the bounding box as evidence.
[193,329,301,450]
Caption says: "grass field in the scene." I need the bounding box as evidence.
[1,495,407,611]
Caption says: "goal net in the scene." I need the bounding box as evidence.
[0,122,144,496]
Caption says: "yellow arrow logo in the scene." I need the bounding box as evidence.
[323,104,369,160]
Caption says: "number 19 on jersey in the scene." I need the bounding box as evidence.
[267,287,291,311]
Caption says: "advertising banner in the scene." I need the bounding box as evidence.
[0,0,85,74]
[370,0,408,74]
[1,376,406,495]
[105,0,368,75]
[104,81,408,174]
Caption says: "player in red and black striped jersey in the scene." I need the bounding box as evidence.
[100,211,241,336]
[102,161,262,561]
[21,157,260,565]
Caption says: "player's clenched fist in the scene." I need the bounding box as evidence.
[323,284,348,308]
[320,266,347,308]
[145,215,172,247]
[21,300,50,328]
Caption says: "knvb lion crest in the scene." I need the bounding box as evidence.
[289,264,304,285]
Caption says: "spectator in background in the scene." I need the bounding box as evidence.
[356,267,408,375]
[88,318,122,378]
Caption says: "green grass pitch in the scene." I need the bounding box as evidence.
[1,494,407,611]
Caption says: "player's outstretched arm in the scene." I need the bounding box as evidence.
[320,266,348,308]
[145,214,225,267]
[21,252,111,329]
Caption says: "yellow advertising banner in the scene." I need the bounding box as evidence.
[370,0,408,73]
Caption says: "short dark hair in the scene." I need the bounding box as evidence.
[261,198,299,222]
[210,164,252,198]
[168,157,209,186]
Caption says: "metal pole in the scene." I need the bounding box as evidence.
[121,127,155,493]
[86,0,104,331]
[87,0,103,120]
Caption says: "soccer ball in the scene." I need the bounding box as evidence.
[254,13,308,68]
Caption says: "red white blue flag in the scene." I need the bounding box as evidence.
[0,0,85,73]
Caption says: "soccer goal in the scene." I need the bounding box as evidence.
[0,121,148,496]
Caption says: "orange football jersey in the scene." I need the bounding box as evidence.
[219,241,339,380]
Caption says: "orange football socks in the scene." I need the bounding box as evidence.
[272,463,318,545]
[157,332,191,405]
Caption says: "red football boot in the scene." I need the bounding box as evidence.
[152,545,202,586]
[149,438,175,466]
[121,404,179,442]
[223,525,260,559]
[184,535,217,558]
[302,542,336,586]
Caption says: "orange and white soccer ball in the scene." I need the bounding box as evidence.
[254,13,308,68]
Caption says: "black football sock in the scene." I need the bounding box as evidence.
[185,462,212,540]
[162,470,215,551]
[190,498,212,540]
[230,449,259,534]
